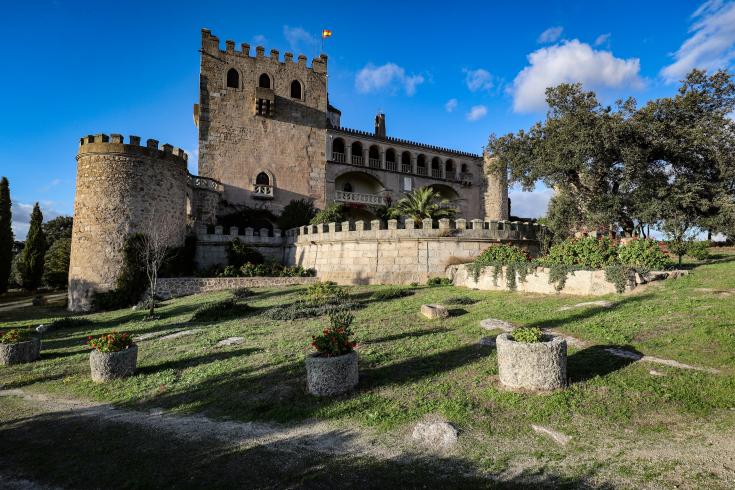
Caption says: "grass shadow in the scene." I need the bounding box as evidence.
[137,347,262,375]
[567,345,641,383]
[364,327,450,345]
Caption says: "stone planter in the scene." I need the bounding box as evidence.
[89,345,138,382]
[496,333,567,391]
[305,350,358,396]
[0,337,41,365]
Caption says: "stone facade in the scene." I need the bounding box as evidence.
[68,135,189,312]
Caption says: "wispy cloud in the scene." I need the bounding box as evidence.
[10,202,63,240]
[283,25,318,53]
[355,63,425,96]
[445,98,458,112]
[594,33,611,47]
[538,26,564,44]
[509,186,555,219]
[252,34,267,46]
[466,105,488,121]
[510,39,644,112]
[464,68,495,92]
[660,0,735,83]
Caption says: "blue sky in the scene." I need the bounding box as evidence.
[2,0,734,238]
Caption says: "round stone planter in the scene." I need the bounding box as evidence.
[496,333,567,391]
[0,337,41,366]
[305,350,358,396]
[89,345,138,382]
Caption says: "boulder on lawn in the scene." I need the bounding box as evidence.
[421,304,448,319]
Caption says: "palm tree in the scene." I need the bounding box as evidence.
[388,186,457,221]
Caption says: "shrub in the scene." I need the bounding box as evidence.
[310,310,357,357]
[511,326,543,343]
[267,300,358,321]
[231,287,253,299]
[539,236,619,269]
[444,295,477,305]
[43,237,71,288]
[93,234,147,310]
[310,203,345,225]
[218,262,315,278]
[604,264,636,293]
[0,328,34,344]
[427,277,452,286]
[618,239,670,270]
[277,199,316,231]
[49,317,93,330]
[686,241,710,261]
[371,286,413,301]
[160,234,197,277]
[86,332,133,353]
[192,298,252,322]
[304,281,349,305]
[226,238,264,268]
[467,244,532,288]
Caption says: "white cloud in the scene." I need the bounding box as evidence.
[538,26,564,44]
[283,25,318,53]
[594,33,611,46]
[464,68,494,92]
[511,39,644,113]
[445,98,458,112]
[252,34,267,46]
[660,1,735,83]
[355,63,425,96]
[466,105,488,121]
[509,186,555,219]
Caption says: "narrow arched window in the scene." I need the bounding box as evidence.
[256,172,270,185]
[258,73,271,89]
[343,182,353,192]
[226,68,239,88]
[290,80,302,99]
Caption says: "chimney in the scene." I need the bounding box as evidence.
[375,112,386,138]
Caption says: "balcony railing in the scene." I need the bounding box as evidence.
[401,163,411,173]
[332,152,345,163]
[368,158,381,168]
[386,160,397,172]
[431,168,442,179]
[416,166,427,176]
[335,190,386,206]
[253,184,274,199]
[352,155,364,165]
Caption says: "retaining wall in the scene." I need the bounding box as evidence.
[155,276,316,299]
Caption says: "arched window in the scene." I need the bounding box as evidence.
[351,141,364,164]
[255,172,270,185]
[332,138,345,163]
[461,163,468,173]
[290,80,302,99]
[343,182,353,192]
[226,68,239,88]
[445,159,454,174]
[258,73,271,89]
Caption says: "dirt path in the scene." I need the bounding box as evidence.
[0,389,397,460]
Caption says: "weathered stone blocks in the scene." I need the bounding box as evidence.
[421,304,449,319]
[0,338,41,365]
[89,345,138,382]
[496,333,567,391]
[305,351,358,396]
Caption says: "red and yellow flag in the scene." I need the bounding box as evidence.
[322,29,332,39]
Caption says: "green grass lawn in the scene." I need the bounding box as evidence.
[1,252,735,488]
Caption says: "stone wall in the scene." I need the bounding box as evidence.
[283,218,543,285]
[193,224,286,270]
[447,264,625,295]
[155,276,316,299]
[197,29,328,213]
[69,134,189,312]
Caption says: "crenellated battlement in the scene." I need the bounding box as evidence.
[77,133,188,164]
[286,218,544,243]
[201,28,327,72]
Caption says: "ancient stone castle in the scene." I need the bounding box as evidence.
[67,29,536,312]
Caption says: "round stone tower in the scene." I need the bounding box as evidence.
[68,134,189,312]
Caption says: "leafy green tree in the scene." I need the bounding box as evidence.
[42,216,73,248]
[310,203,345,225]
[388,186,457,221]
[43,237,71,288]
[0,177,12,293]
[16,203,47,290]
[277,199,316,230]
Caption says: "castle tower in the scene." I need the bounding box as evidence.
[196,29,329,213]
[68,134,189,312]
[483,152,510,220]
